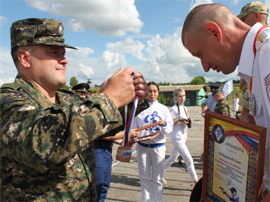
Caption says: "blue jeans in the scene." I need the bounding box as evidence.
[95,146,113,202]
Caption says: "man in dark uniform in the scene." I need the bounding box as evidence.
[213,89,231,117]
[72,83,90,98]
[86,89,92,98]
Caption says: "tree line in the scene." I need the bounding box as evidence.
[62,76,240,93]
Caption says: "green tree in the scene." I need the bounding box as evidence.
[190,76,205,85]
[70,76,78,87]
[158,93,166,105]
[61,84,70,90]
[87,78,92,85]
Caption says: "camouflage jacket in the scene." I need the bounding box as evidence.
[214,98,231,117]
[0,74,147,201]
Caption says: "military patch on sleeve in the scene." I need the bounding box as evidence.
[256,31,268,50]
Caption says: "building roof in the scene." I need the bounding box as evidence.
[159,85,205,92]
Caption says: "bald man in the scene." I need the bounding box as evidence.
[182,4,270,201]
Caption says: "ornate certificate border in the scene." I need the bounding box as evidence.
[202,111,266,202]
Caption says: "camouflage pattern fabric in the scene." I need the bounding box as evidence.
[214,98,231,117]
[239,88,249,109]
[237,1,269,19]
[10,18,76,50]
[0,73,126,201]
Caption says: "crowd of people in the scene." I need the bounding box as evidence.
[1,1,269,201]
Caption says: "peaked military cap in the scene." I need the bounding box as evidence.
[209,83,221,92]
[72,83,90,92]
[238,1,268,19]
[11,18,77,50]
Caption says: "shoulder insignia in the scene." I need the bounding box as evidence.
[256,30,268,50]
[57,88,74,94]
[1,83,24,90]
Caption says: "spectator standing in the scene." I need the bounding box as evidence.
[232,93,239,117]
[132,81,173,202]
[72,82,90,98]
[94,81,149,202]
[166,97,170,106]
[86,89,92,98]
[213,89,231,117]
[163,86,198,183]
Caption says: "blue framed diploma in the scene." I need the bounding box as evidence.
[202,111,266,202]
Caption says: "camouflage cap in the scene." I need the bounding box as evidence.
[212,88,221,96]
[10,18,77,50]
[238,1,269,19]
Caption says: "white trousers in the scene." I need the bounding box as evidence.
[163,139,198,182]
[234,106,239,116]
[136,144,166,202]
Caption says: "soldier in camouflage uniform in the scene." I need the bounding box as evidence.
[237,1,268,125]
[0,18,148,201]
[213,89,231,117]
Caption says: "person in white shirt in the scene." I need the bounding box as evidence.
[232,93,240,117]
[181,3,270,201]
[163,86,198,183]
[132,81,173,202]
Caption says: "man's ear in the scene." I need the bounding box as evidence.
[206,22,222,41]
[18,49,31,68]
[255,12,261,22]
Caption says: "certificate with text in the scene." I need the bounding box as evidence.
[202,111,266,202]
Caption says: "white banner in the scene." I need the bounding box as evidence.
[222,79,233,98]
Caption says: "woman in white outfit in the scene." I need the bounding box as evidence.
[132,82,173,202]
[163,86,198,183]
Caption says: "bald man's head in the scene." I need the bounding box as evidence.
[182,4,235,46]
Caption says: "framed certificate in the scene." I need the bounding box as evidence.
[202,110,266,202]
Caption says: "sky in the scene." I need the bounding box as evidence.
[1,0,270,87]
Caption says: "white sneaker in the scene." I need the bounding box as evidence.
[163,179,167,185]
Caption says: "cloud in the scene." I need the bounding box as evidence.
[174,17,180,23]
[106,37,147,62]
[25,0,143,37]
[0,47,17,86]
[65,47,128,85]
[190,0,213,10]
[0,16,8,27]
[264,0,270,23]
